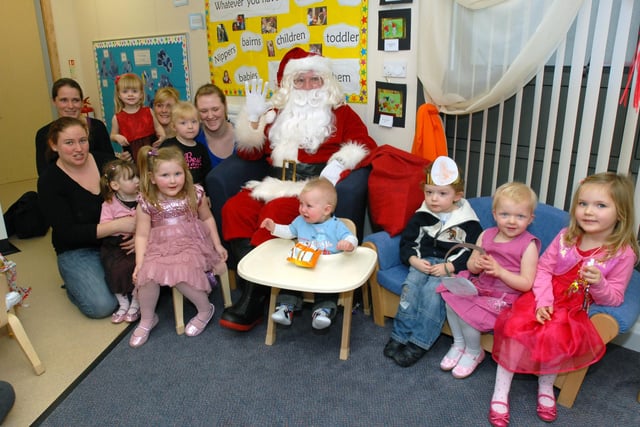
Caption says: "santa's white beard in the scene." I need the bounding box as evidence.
[268,88,335,165]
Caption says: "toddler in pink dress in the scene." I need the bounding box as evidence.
[438,182,540,379]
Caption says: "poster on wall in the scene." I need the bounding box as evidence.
[206,0,369,103]
[92,34,191,129]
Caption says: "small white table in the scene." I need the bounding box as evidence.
[237,238,377,360]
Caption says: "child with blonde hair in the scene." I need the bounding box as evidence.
[260,177,357,329]
[130,146,227,348]
[110,73,165,161]
[488,173,639,426]
[99,159,141,324]
[160,101,212,185]
[438,182,540,379]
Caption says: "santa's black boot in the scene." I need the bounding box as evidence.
[219,281,269,331]
[219,239,269,331]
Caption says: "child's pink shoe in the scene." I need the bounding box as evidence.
[451,350,485,379]
[111,307,128,324]
[124,306,140,323]
[185,304,215,337]
[129,315,159,348]
[439,345,464,371]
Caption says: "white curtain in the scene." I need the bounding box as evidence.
[418,0,585,114]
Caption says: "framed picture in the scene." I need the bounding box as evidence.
[373,81,407,128]
[380,0,413,4]
[378,9,411,51]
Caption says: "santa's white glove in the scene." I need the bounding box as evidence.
[320,159,346,186]
[245,79,270,122]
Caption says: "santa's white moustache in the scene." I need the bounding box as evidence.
[291,88,329,108]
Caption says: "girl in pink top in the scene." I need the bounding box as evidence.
[99,159,140,324]
[438,182,540,379]
[488,173,639,426]
[110,73,165,162]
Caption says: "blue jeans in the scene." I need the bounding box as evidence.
[57,248,117,319]
[391,258,446,350]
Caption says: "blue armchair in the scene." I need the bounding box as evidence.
[362,196,640,408]
[205,153,371,271]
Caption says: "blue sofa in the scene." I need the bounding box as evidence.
[362,196,640,407]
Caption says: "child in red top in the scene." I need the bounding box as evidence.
[110,73,165,161]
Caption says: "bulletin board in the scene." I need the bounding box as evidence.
[206,0,369,103]
[92,34,191,128]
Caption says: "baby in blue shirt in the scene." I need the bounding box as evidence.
[261,177,357,329]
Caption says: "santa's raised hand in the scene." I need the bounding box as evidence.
[244,79,271,122]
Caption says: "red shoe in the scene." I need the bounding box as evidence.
[488,401,509,427]
[536,393,557,422]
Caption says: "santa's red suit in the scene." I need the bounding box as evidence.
[222,48,377,247]
[219,47,377,331]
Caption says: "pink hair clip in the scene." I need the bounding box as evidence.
[148,148,158,157]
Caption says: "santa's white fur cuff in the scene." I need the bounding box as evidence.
[328,142,369,170]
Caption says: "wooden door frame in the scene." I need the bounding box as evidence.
[39,0,60,81]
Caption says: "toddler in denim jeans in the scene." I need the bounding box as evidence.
[383,156,482,367]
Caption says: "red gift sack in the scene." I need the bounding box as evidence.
[368,145,431,236]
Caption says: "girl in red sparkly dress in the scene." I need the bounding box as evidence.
[488,173,639,426]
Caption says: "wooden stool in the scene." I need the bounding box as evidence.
[1,263,45,375]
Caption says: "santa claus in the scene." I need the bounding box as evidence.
[219,47,377,331]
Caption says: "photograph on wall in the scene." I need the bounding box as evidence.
[92,34,190,131]
[206,0,369,103]
[378,9,411,51]
[373,81,407,128]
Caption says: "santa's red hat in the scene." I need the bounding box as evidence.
[276,47,331,87]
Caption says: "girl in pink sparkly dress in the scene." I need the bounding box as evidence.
[488,173,639,426]
[130,145,227,348]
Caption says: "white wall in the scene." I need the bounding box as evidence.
[47,0,419,154]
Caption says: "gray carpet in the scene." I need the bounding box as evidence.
[37,287,640,426]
